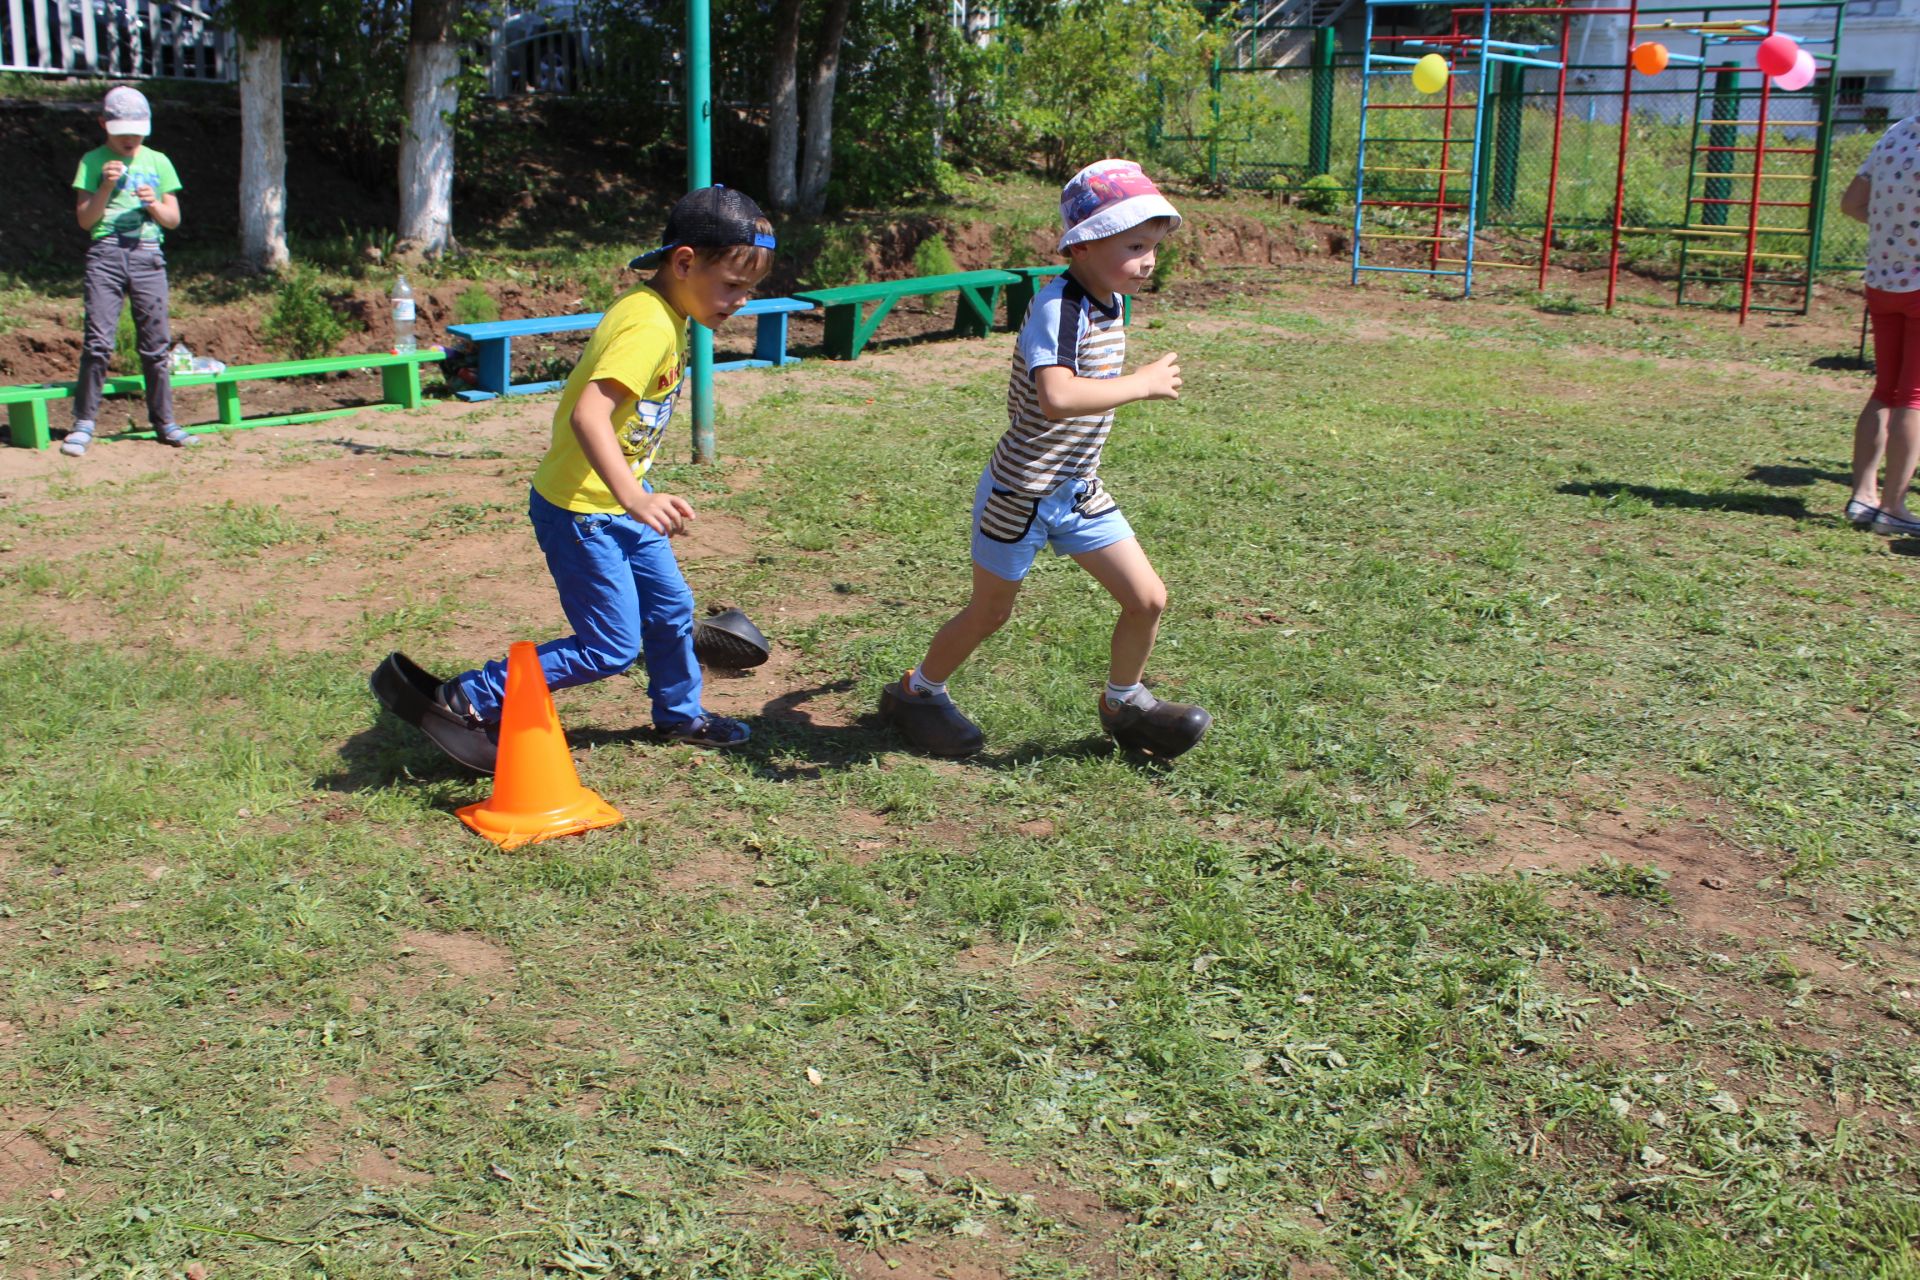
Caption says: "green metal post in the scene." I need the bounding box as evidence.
[1704,63,1738,227]
[688,0,715,464]
[1492,58,1524,217]
[1308,28,1336,177]
[1208,53,1222,185]
[1807,51,1840,276]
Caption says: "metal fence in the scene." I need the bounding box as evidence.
[0,0,229,80]
[1148,34,1916,276]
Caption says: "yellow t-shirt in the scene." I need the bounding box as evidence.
[531,284,687,514]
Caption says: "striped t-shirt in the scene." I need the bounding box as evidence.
[993,272,1126,500]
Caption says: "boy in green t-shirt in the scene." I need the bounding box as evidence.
[63,86,192,457]
[372,187,777,772]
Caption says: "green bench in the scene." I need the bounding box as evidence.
[2,348,444,450]
[795,269,1021,361]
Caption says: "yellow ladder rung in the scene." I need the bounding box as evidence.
[1684,249,1809,261]
[1683,224,1810,236]
[1693,171,1815,181]
[1437,258,1534,270]
[1370,166,1465,175]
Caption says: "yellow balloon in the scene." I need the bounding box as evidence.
[1411,53,1450,94]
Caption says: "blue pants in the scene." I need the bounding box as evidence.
[453,488,704,727]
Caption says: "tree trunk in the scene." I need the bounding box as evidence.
[797,0,851,217]
[766,0,803,211]
[398,0,460,255]
[238,34,288,273]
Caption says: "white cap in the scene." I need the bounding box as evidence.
[1057,159,1182,253]
[102,86,151,136]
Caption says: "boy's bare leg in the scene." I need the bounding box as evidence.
[918,564,1023,684]
[1070,538,1166,687]
[1883,406,1920,521]
[1853,398,1889,507]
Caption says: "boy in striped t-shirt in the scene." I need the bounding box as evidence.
[880,159,1213,759]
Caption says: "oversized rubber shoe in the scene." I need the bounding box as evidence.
[1100,693,1212,759]
[369,651,500,775]
[879,677,984,758]
[693,607,771,669]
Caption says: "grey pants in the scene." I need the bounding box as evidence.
[74,236,173,429]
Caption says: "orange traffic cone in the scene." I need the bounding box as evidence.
[456,641,622,850]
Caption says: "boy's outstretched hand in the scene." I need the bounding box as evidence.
[627,491,695,537]
[1141,352,1182,401]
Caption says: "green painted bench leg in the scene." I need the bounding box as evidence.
[216,381,244,427]
[954,285,1002,339]
[822,304,860,360]
[8,399,52,450]
[381,360,423,409]
[1004,279,1039,331]
[851,297,897,360]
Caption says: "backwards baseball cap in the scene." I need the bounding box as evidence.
[102,86,151,137]
[628,185,775,269]
[1057,159,1181,253]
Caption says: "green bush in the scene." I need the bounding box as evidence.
[452,285,500,326]
[912,234,958,278]
[263,269,349,358]
[806,225,868,288]
[1296,174,1345,216]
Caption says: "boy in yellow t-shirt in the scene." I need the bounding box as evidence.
[378,187,775,770]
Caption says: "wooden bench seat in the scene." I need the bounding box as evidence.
[446,296,810,401]
[793,270,1021,361]
[3,348,444,450]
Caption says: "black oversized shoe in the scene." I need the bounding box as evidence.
[693,607,771,669]
[369,652,500,774]
[879,673,984,759]
[1099,689,1211,759]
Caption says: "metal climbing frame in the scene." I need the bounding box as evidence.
[1350,0,1610,298]
[1352,0,1845,321]
[1633,3,1847,319]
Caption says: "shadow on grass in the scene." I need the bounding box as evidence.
[1558,480,1810,519]
[324,718,479,802]
[1745,461,1851,487]
[1810,354,1872,374]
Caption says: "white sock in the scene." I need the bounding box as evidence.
[1105,681,1147,709]
[909,666,947,697]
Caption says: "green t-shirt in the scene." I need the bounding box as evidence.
[72,145,182,243]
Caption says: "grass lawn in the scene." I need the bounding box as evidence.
[0,268,1915,1279]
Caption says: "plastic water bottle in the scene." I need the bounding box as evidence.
[391,274,416,353]
[169,342,193,376]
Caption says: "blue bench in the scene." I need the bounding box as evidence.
[447,297,810,402]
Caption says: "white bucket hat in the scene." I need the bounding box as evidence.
[1057,159,1182,253]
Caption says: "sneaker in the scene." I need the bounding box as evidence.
[879,673,984,758]
[1099,689,1212,759]
[1845,498,1881,527]
[156,423,196,447]
[652,713,751,748]
[59,425,94,457]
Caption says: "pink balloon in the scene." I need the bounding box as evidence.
[1755,32,1798,77]
[1774,48,1816,92]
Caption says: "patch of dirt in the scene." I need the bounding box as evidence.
[0,1107,113,1208]
[398,929,515,983]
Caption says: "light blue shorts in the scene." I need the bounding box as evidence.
[969,468,1134,582]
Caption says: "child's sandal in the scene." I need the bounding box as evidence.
[59,427,94,457]
[157,423,196,447]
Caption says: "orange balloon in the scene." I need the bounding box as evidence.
[1631,42,1669,75]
